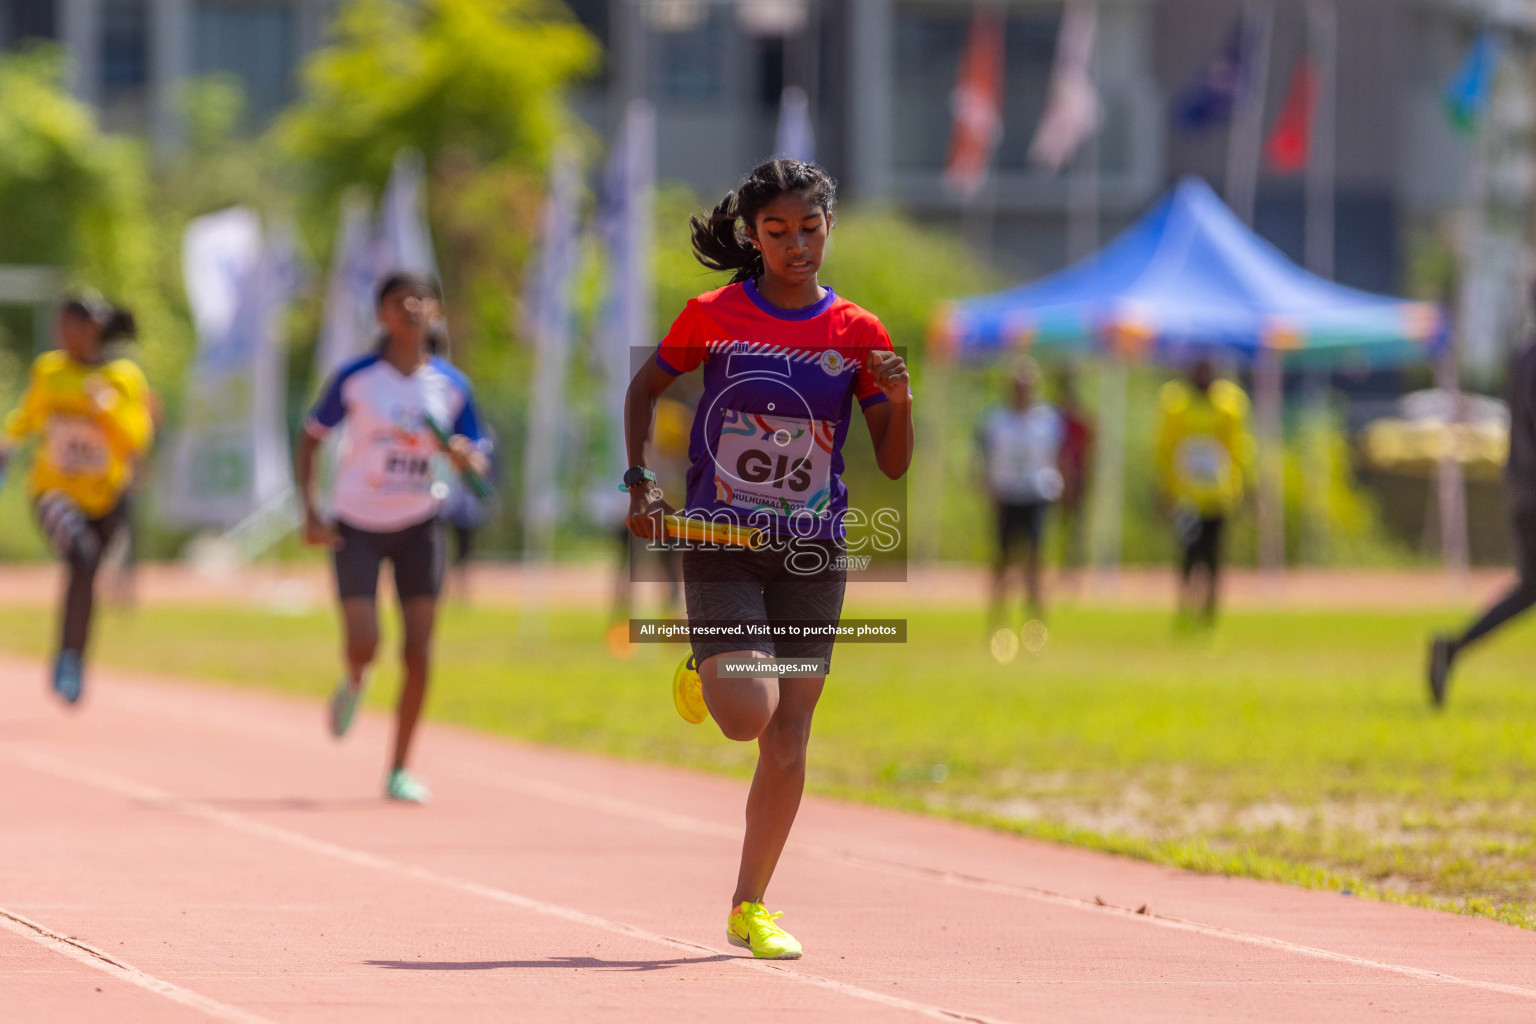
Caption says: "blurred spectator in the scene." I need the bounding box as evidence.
[976,360,1064,630]
[1154,358,1253,627]
[1055,368,1095,577]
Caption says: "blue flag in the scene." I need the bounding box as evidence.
[1172,18,1247,131]
[1444,30,1500,134]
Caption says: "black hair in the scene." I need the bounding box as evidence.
[101,308,137,344]
[60,290,136,354]
[689,159,838,284]
[375,270,441,310]
[373,271,446,356]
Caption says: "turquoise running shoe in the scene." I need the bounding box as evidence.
[328,675,365,738]
[52,650,83,705]
[386,768,431,803]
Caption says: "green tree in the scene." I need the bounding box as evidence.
[0,48,179,390]
[275,0,598,398]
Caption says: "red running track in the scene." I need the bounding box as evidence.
[1,652,1534,1023]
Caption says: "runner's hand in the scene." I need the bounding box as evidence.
[625,486,674,540]
[446,434,489,477]
[302,507,338,549]
[867,350,911,405]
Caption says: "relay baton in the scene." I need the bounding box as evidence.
[420,414,493,500]
[663,514,763,549]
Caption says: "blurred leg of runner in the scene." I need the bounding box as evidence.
[450,523,474,602]
[393,595,437,775]
[51,499,126,702]
[1430,506,1536,705]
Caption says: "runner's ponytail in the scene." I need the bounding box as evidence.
[689,159,838,284]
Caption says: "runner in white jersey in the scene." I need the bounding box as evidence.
[976,362,1064,629]
[295,272,490,803]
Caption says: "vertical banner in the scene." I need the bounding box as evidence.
[314,189,381,382]
[774,85,817,162]
[379,148,438,276]
[165,207,297,528]
[521,145,582,560]
[597,100,657,508]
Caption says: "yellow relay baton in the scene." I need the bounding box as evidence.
[662,514,764,550]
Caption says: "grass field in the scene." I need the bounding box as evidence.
[1,595,1533,929]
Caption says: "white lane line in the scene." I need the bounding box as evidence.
[0,905,278,1024]
[56,673,1536,1002]
[2,747,1014,1024]
[447,763,1536,1002]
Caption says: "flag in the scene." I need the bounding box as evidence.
[943,5,1006,200]
[1264,57,1317,174]
[520,144,582,558]
[313,190,381,381]
[774,85,816,163]
[1444,30,1500,135]
[379,148,437,275]
[593,100,656,525]
[1173,16,1249,131]
[1028,1,1100,173]
[165,209,299,528]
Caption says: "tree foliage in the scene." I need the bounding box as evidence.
[276,0,599,206]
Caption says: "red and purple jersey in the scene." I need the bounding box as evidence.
[656,279,897,540]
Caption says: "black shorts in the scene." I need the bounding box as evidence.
[334,518,446,602]
[682,539,847,669]
[997,501,1048,554]
[1177,513,1225,578]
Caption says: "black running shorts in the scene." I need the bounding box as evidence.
[334,517,446,602]
[682,539,847,670]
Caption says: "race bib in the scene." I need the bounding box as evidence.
[1175,437,1229,489]
[711,410,834,517]
[46,416,109,476]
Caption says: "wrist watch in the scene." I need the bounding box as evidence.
[620,466,658,491]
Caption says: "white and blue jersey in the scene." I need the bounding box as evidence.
[306,354,487,533]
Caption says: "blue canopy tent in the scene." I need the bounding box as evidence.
[926,176,1450,574]
[931,176,1444,367]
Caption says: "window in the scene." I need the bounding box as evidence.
[102,1,149,93]
[651,5,730,100]
[10,0,58,45]
[194,1,298,124]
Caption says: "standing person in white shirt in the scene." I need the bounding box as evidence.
[976,362,1065,632]
[295,272,491,803]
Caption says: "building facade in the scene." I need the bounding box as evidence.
[5,0,1532,339]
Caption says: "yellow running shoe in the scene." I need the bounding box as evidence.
[673,653,708,724]
[728,901,802,959]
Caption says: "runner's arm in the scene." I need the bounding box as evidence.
[623,357,679,538]
[862,350,914,479]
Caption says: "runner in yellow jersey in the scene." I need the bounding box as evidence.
[0,294,154,703]
[1153,358,1254,626]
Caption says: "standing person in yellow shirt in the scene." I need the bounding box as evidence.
[0,293,154,703]
[1153,358,1254,626]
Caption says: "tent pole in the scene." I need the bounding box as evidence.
[1255,350,1285,576]
[1301,369,1331,565]
[1088,356,1127,589]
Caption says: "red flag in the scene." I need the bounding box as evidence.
[944,6,1006,199]
[1265,58,1318,174]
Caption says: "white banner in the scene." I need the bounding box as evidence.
[592,100,656,525]
[521,144,582,559]
[165,208,297,528]
[314,189,381,382]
